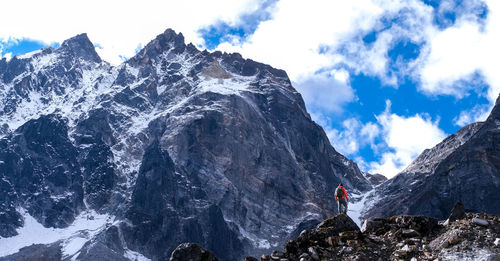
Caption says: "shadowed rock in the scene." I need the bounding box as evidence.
[169,243,218,261]
[448,201,466,223]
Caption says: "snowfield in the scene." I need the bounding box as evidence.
[0,209,114,259]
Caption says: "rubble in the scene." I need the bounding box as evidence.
[255,207,499,261]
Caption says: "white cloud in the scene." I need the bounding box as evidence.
[414,0,500,103]
[0,0,266,64]
[454,103,491,127]
[316,100,447,178]
[368,101,447,177]
[216,0,393,81]
[316,116,380,157]
[295,70,354,115]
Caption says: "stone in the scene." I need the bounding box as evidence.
[260,255,271,261]
[307,247,319,261]
[402,229,420,238]
[169,243,218,261]
[448,201,466,222]
[298,253,310,259]
[270,250,285,260]
[472,218,489,226]
[361,219,384,233]
[316,214,360,233]
[494,238,500,246]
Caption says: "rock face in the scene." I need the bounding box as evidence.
[363,97,500,220]
[258,209,499,261]
[0,29,373,260]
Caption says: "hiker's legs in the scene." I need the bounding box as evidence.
[338,198,347,214]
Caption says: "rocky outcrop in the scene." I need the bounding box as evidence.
[255,205,499,261]
[0,243,62,261]
[169,243,218,261]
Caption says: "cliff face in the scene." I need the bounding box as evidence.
[363,95,500,221]
[0,29,373,260]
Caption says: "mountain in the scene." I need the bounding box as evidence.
[0,29,373,260]
[362,95,500,220]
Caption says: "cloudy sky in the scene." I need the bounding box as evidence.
[1,0,498,178]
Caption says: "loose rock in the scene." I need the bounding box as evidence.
[472,217,489,226]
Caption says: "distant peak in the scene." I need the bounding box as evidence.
[60,33,102,63]
[129,28,186,65]
[152,28,186,53]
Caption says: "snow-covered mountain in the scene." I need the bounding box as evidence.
[0,29,374,260]
[362,96,500,221]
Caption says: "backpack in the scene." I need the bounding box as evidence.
[336,186,343,199]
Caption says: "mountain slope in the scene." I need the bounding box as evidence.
[363,95,500,220]
[0,29,372,260]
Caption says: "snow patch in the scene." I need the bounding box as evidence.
[348,190,378,228]
[124,249,151,261]
[17,49,43,59]
[0,209,114,257]
[197,75,257,96]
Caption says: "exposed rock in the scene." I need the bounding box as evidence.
[0,242,62,261]
[169,243,218,261]
[472,217,489,226]
[402,228,420,238]
[262,209,499,261]
[270,250,285,259]
[364,172,387,186]
[242,257,258,261]
[448,201,466,222]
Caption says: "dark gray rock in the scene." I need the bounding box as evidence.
[448,201,466,222]
[0,115,84,232]
[364,172,387,186]
[0,242,62,261]
[316,214,360,232]
[169,243,218,261]
[59,33,102,63]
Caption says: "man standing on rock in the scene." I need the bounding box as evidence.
[335,183,349,214]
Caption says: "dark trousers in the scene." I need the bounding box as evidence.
[337,198,348,214]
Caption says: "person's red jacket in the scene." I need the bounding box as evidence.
[334,186,349,201]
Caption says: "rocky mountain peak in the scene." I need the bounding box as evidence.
[129,28,186,66]
[59,33,102,63]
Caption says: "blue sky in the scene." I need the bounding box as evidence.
[1,0,499,177]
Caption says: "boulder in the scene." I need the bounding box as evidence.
[472,217,488,226]
[316,214,360,232]
[448,201,466,222]
[169,243,218,261]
